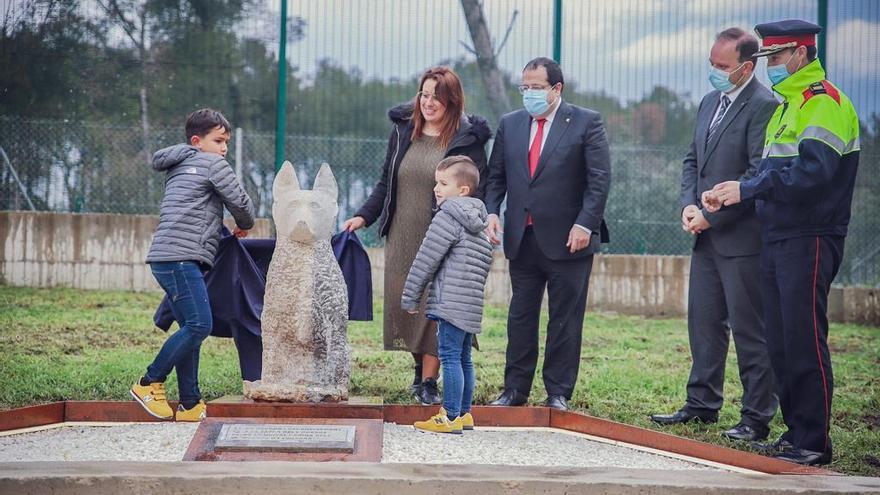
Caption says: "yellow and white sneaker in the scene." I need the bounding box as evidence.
[130,382,173,420]
[461,412,475,430]
[175,400,207,422]
[414,408,463,434]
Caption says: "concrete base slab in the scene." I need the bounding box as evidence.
[1,461,878,495]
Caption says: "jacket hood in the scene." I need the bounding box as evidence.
[152,144,199,171]
[387,102,492,147]
[440,196,488,234]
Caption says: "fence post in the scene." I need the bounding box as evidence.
[817,0,828,72]
[235,127,243,178]
[553,0,562,63]
[275,0,288,172]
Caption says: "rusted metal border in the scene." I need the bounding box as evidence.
[0,401,835,475]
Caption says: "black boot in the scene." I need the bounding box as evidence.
[410,363,423,396]
[418,377,442,405]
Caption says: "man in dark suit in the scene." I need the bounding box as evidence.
[650,28,779,441]
[484,57,611,411]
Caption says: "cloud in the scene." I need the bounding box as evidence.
[613,26,715,67]
[828,19,880,78]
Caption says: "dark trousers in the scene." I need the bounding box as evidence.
[504,229,594,399]
[761,236,843,454]
[685,236,777,427]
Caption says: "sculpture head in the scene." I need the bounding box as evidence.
[272,161,339,243]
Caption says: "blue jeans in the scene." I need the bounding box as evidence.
[437,319,474,419]
[146,261,213,405]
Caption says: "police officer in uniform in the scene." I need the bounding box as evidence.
[703,20,860,466]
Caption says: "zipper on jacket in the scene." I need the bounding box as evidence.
[379,124,402,234]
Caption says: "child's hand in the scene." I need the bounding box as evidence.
[233,227,250,238]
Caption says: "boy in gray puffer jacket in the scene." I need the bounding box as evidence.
[131,108,254,423]
[402,155,493,434]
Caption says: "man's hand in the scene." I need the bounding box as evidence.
[681,205,699,233]
[485,214,503,245]
[687,209,711,234]
[566,226,591,254]
[703,181,741,212]
[232,226,250,238]
[342,216,366,232]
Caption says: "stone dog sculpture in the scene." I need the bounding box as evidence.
[243,161,351,402]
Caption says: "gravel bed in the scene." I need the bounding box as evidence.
[0,424,198,462]
[381,424,720,470]
[0,423,720,471]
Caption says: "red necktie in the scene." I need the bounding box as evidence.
[528,118,546,177]
[526,118,546,226]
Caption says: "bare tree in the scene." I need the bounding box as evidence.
[459,0,516,122]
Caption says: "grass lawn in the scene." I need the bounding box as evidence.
[1,285,878,476]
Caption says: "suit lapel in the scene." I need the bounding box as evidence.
[696,94,715,158]
[532,101,572,181]
[704,79,759,163]
[512,112,532,181]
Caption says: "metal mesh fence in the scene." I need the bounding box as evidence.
[2,0,879,285]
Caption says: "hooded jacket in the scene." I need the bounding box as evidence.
[146,144,255,268]
[354,102,492,237]
[401,196,493,334]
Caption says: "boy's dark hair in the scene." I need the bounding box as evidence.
[715,27,759,65]
[523,57,564,88]
[185,108,232,141]
[436,155,479,195]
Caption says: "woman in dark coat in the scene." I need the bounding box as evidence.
[342,66,491,404]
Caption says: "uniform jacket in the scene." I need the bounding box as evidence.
[740,60,860,242]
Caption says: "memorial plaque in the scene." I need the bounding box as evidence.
[214,424,356,453]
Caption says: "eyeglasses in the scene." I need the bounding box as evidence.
[517,84,555,94]
[417,91,444,103]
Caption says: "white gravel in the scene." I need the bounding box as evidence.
[0,423,198,462]
[0,423,721,471]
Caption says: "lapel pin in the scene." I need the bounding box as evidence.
[566,117,570,122]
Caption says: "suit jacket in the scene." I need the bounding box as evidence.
[485,101,611,261]
[680,78,778,257]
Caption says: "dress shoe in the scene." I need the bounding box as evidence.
[545,395,568,411]
[489,389,528,406]
[751,437,795,454]
[417,377,442,405]
[774,447,832,466]
[721,422,769,442]
[650,408,718,425]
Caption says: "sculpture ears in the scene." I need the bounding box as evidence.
[313,162,338,201]
[273,160,300,198]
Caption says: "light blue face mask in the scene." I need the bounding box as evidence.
[767,51,796,85]
[708,62,745,93]
[522,89,550,116]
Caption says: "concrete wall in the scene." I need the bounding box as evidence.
[2,211,877,325]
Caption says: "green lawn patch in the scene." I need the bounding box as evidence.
[1,285,877,475]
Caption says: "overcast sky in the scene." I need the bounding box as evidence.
[281,0,879,119]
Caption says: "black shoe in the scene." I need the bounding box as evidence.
[721,422,769,442]
[774,447,832,466]
[650,408,718,425]
[489,389,528,406]
[751,437,795,454]
[545,395,568,411]
[418,377,442,405]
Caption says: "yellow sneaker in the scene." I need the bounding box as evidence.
[461,412,475,430]
[414,409,463,434]
[130,382,173,420]
[175,400,207,422]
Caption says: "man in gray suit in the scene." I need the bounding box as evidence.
[651,28,778,442]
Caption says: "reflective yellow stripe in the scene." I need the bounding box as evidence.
[798,125,846,155]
